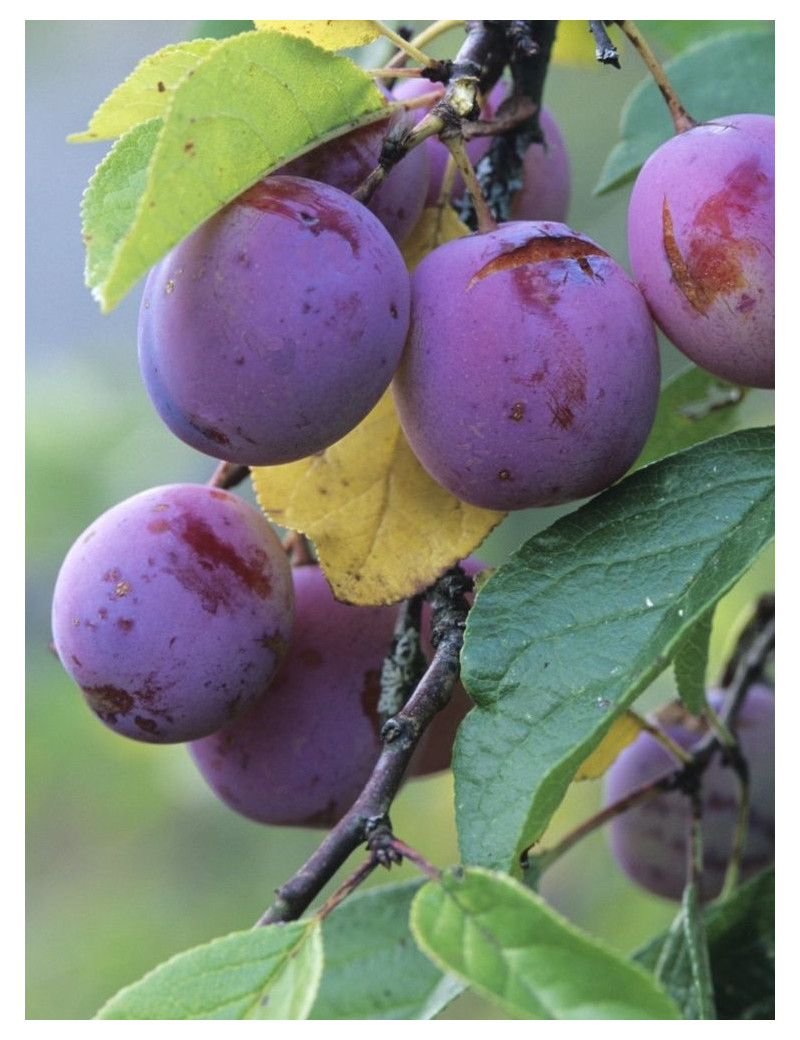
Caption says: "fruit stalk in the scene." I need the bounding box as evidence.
[615,20,695,133]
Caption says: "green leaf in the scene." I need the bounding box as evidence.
[69,39,221,142]
[634,366,752,471]
[81,30,386,311]
[311,881,464,1020]
[96,920,323,1019]
[637,866,774,1020]
[651,883,716,1019]
[410,868,680,1020]
[596,29,775,194]
[456,428,774,871]
[673,609,714,714]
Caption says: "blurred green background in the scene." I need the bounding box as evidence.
[26,21,774,1020]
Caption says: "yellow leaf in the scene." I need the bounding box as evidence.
[574,711,644,780]
[252,392,504,605]
[552,20,623,66]
[402,205,471,272]
[254,20,382,51]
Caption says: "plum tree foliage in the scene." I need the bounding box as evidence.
[53,19,773,1021]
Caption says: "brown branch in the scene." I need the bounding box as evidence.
[256,568,473,926]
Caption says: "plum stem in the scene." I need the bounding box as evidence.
[255,567,472,926]
[208,460,249,490]
[444,134,497,233]
[614,21,696,133]
[376,22,437,69]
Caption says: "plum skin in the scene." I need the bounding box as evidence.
[628,113,774,389]
[393,222,660,510]
[138,176,411,466]
[604,684,775,901]
[51,484,294,744]
[189,564,399,829]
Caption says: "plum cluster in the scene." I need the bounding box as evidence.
[51,483,478,824]
[52,80,775,833]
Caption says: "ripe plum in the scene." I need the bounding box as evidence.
[603,684,775,900]
[51,484,294,744]
[139,176,411,465]
[628,113,774,388]
[393,222,660,510]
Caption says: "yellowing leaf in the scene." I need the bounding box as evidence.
[401,205,471,272]
[68,40,220,143]
[573,711,644,780]
[252,392,504,605]
[254,20,382,51]
[552,20,623,66]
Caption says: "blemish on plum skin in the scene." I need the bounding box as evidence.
[155,510,274,611]
[468,235,609,289]
[661,156,768,313]
[134,716,159,734]
[83,684,135,718]
[498,469,512,481]
[237,178,363,257]
[262,631,290,662]
[509,401,525,421]
[117,618,135,634]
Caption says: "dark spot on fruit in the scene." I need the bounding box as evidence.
[390,302,398,319]
[84,684,134,719]
[148,517,171,534]
[134,716,159,734]
[117,618,134,634]
[157,81,166,92]
[509,401,525,421]
[184,140,195,154]
[498,469,512,481]
[262,631,290,662]
[186,415,231,446]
